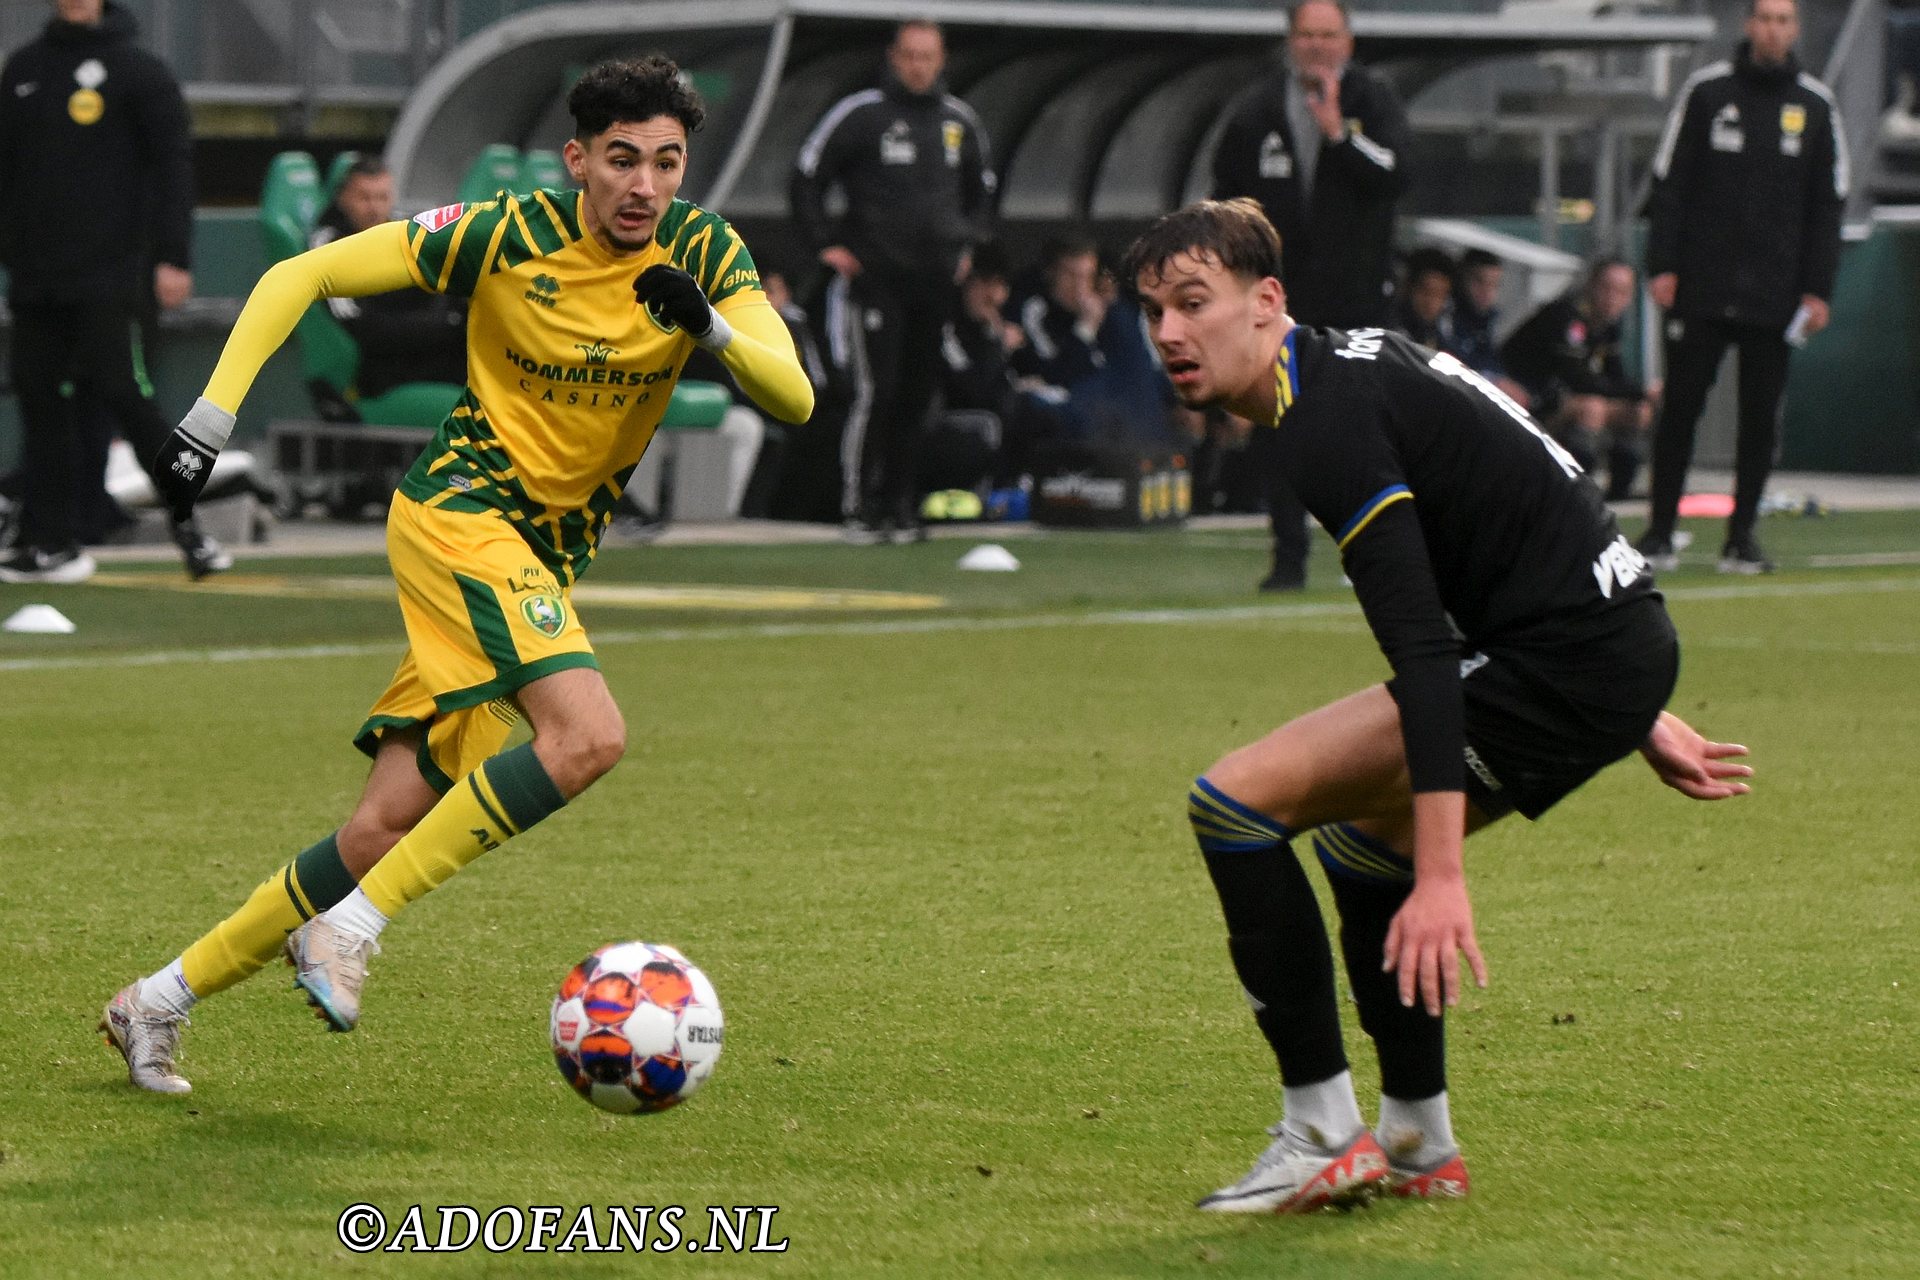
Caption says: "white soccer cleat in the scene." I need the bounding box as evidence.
[100,982,191,1095]
[284,918,379,1032]
[1196,1123,1389,1214]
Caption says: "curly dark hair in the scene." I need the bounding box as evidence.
[567,55,706,140]
[1121,198,1283,292]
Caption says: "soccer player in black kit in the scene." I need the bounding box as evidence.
[1125,200,1755,1213]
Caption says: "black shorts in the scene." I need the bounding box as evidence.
[1391,596,1680,822]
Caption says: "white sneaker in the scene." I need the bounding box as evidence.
[284,918,379,1031]
[99,982,191,1094]
[1196,1124,1389,1214]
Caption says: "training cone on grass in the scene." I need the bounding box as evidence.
[957,544,1020,572]
[4,603,76,634]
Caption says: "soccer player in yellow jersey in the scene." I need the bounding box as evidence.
[100,57,814,1094]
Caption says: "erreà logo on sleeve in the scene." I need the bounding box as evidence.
[412,203,465,233]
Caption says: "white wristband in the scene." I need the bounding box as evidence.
[693,306,733,354]
[179,396,236,453]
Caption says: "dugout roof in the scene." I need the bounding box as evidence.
[386,0,1713,223]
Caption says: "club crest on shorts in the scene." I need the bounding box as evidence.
[521,593,567,638]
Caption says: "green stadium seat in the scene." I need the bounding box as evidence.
[260,151,323,263]
[661,380,730,430]
[518,148,568,191]
[458,144,522,205]
[258,150,453,431]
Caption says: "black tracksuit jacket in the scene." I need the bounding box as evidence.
[1647,42,1846,330]
[1212,61,1410,328]
[790,71,995,283]
[0,0,193,304]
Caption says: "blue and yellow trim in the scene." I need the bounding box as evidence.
[1312,823,1414,884]
[1271,327,1302,424]
[1187,777,1292,854]
[1334,484,1413,551]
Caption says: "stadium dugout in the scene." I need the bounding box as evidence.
[386,0,1713,255]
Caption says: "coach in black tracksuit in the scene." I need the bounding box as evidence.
[1211,0,1410,591]
[0,0,223,582]
[1640,0,1846,574]
[791,20,995,541]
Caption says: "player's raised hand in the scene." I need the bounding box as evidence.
[633,264,719,340]
[150,398,235,521]
[1639,710,1752,800]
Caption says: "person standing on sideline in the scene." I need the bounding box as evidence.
[100,57,812,1094]
[0,0,230,582]
[1212,0,1409,591]
[1126,199,1752,1212]
[1638,0,1846,575]
[792,19,996,543]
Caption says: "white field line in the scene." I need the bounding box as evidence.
[2,575,1917,677]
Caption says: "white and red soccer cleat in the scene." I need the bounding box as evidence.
[1196,1125,1390,1214]
[1387,1150,1470,1199]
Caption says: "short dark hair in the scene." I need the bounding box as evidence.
[1041,234,1100,273]
[1289,0,1352,31]
[1587,256,1634,287]
[568,56,705,141]
[1404,246,1456,287]
[893,18,943,44]
[967,241,1011,284]
[1122,198,1283,291]
[1459,247,1501,275]
[341,156,388,183]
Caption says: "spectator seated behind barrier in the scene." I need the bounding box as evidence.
[306,157,466,427]
[934,243,1085,488]
[1501,258,1657,501]
[1009,237,1178,446]
[1443,247,1529,405]
[1389,246,1455,352]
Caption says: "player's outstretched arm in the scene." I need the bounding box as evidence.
[1639,710,1752,800]
[634,265,814,424]
[151,223,419,517]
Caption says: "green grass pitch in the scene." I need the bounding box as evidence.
[1,513,1916,1277]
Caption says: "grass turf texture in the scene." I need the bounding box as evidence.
[1,512,1916,1277]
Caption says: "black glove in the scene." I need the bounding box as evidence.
[633,264,715,339]
[151,398,235,521]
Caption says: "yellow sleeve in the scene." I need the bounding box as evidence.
[203,221,421,413]
[713,295,815,425]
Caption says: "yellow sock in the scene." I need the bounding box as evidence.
[178,834,356,997]
[356,742,567,917]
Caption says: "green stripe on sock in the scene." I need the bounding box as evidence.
[291,832,357,911]
[467,771,516,836]
[481,742,567,833]
[454,572,521,676]
[282,865,313,921]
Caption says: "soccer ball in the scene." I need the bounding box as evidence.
[550,942,724,1114]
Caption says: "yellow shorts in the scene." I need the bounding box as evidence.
[354,495,597,789]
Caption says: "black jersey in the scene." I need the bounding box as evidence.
[1265,326,1660,794]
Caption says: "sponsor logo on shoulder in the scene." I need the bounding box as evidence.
[412,203,465,232]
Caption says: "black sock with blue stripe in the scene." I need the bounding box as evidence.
[1188,777,1349,1086]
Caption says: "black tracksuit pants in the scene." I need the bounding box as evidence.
[832,267,952,525]
[1645,315,1792,548]
[11,296,173,551]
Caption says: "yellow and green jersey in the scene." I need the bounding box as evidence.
[397,191,764,581]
